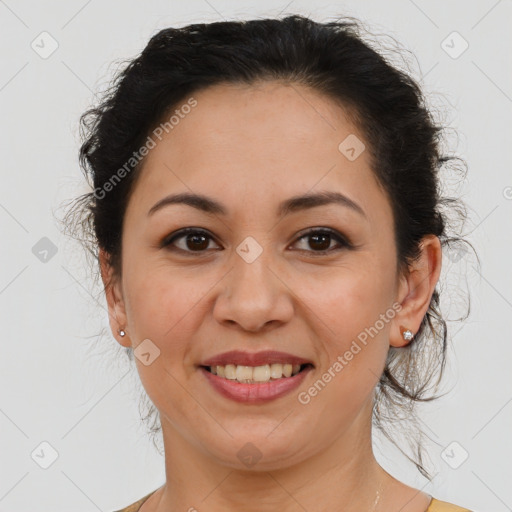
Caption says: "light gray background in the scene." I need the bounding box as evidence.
[1,1,511,511]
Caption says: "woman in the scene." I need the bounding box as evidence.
[64,14,474,512]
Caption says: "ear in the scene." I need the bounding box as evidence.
[99,248,130,347]
[390,234,442,348]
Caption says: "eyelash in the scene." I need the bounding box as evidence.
[161,227,352,256]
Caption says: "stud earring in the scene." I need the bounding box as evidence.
[119,329,126,337]
[401,328,414,341]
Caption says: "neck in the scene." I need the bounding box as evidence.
[154,401,386,512]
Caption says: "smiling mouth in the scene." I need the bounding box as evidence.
[201,363,313,384]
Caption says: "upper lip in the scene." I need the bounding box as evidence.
[201,350,314,367]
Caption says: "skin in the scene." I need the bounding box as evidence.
[99,81,442,512]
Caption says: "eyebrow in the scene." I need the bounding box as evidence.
[147,190,367,219]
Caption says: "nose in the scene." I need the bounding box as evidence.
[213,247,294,333]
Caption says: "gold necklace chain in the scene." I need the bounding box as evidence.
[369,477,384,512]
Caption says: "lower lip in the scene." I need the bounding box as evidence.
[200,366,313,404]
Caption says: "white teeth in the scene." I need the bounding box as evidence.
[270,363,283,379]
[224,364,237,380]
[208,363,304,382]
[253,364,271,382]
[235,365,253,382]
[283,364,293,378]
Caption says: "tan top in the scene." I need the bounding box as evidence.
[112,489,155,512]
[112,489,473,512]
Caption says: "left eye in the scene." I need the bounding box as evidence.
[162,227,350,255]
[293,228,350,254]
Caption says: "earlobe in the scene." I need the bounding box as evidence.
[389,323,416,348]
[98,248,130,347]
[390,235,442,348]
[398,325,414,345]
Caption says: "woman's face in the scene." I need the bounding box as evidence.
[104,81,428,471]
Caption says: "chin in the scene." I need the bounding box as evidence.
[198,428,315,472]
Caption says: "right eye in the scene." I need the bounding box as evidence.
[162,228,221,255]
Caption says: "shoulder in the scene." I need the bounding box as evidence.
[427,498,474,511]
[111,489,159,512]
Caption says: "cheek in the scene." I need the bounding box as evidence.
[301,263,392,339]
[299,273,391,421]
[295,261,393,401]
[123,266,203,352]
[123,268,208,422]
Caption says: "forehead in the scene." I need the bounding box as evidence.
[125,81,390,224]
[164,80,358,163]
